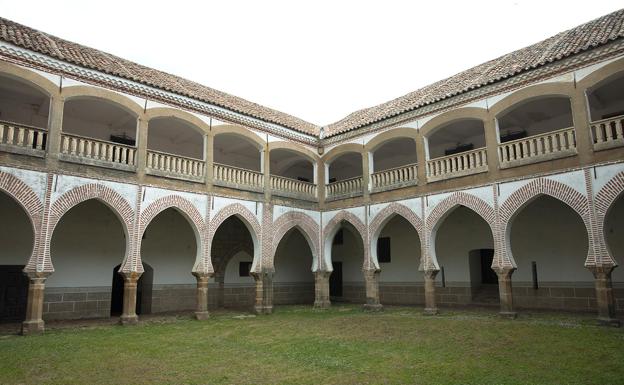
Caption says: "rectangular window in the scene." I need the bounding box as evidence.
[377,237,391,263]
[239,262,252,277]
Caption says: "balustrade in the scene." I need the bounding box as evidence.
[213,163,264,192]
[0,121,47,157]
[371,163,418,192]
[426,148,488,182]
[326,176,363,200]
[498,127,576,169]
[270,175,317,200]
[146,150,205,182]
[59,133,136,170]
[591,115,624,151]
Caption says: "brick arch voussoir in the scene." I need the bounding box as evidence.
[47,184,135,266]
[272,211,320,258]
[0,171,44,271]
[594,171,624,265]
[209,203,261,250]
[369,202,424,243]
[323,210,370,270]
[427,192,496,232]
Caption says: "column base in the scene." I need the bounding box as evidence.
[195,311,210,320]
[314,300,331,309]
[424,307,439,315]
[597,317,621,327]
[363,303,383,312]
[254,305,273,315]
[21,320,45,335]
[119,315,139,325]
[498,311,517,319]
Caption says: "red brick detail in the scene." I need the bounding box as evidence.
[323,210,369,271]
[0,171,44,271]
[208,203,262,270]
[272,211,320,261]
[499,177,591,266]
[139,195,209,273]
[47,183,135,271]
[369,202,424,244]
[427,192,496,231]
[594,170,624,266]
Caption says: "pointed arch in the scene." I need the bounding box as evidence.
[369,202,424,268]
[595,170,624,266]
[209,203,262,273]
[499,178,591,267]
[48,184,135,273]
[139,195,210,274]
[322,210,368,271]
[0,171,44,272]
[272,211,320,271]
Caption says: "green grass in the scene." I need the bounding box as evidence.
[1,306,623,385]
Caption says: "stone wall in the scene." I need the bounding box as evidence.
[43,287,111,320]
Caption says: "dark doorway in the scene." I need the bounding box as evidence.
[329,262,343,298]
[110,263,153,316]
[479,249,497,284]
[0,266,28,323]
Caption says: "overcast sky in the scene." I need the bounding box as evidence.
[0,1,621,126]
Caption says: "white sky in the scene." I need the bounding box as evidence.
[0,0,621,126]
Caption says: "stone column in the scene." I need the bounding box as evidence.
[21,272,51,335]
[588,266,620,326]
[361,150,370,199]
[251,269,274,315]
[193,272,212,320]
[415,133,427,186]
[363,269,383,311]
[46,96,64,163]
[423,269,439,315]
[483,117,501,179]
[495,267,517,318]
[571,88,593,164]
[119,271,142,325]
[136,118,149,181]
[314,270,331,308]
[205,133,214,191]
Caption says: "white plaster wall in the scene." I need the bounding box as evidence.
[604,194,624,283]
[434,206,494,284]
[274,230,314,283]
[48,200,125,287]
[141,208,197,285]
[331,225,364,282]
[224,251,255,284]
[510,196,591,283]
[378,216,422,282]
[0,166,47,202]
[0,191,34,265]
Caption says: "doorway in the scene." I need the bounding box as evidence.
[329,262,343,298]
[0,266,28,322]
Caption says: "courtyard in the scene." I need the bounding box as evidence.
[1,305,623,385]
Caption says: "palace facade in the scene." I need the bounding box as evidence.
[1,9,624,334]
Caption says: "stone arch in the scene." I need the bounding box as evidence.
[209,203,262,272]
[322,210,368,271]
[322,143,363,164]
[139,195,210,274]
[144,107,211,135]
[369,203,424,269]
[499,178,591,267]
[269,141,319,163]
[577,56,624,91]
[594,170,624,266]
[419,107,489,138]
[212,124,266,151]
[489,82,575,118]
[62,85,143,117]
[0,61,59,97]
[426,192,496,269]
[272,211,320,271]
[47,183,135,273]
[364,127,419,153]
[0,171,44,272]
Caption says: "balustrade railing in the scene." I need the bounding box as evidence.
[498,127,576,168]
[60,133,136,170]
[213,163,264,192]
[146,150,205,182]
[371,163,418,192]
[270,175,317,200]
[0,121,47,157]
[326,176,363,200]
[426,148,488,182]
[591,115,624,151]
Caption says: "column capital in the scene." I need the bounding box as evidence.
[192,271,214,281]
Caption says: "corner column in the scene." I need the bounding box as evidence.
[136,118,149,181]
[314,270,331,308]
[363,269,382,311]
[423,269,439,315]
[251,269,274,315]
[193,272,213,320]
[588,266,620,326]
[21,272,51,335]
[119,271,142,325]
[361,150,370,199]
[495,267,517,318]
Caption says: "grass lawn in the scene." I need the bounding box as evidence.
[1,305,623,385]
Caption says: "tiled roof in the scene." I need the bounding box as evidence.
[325,8,624,137]
[0,17,320,136]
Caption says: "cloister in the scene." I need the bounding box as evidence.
[0,10,623,335]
